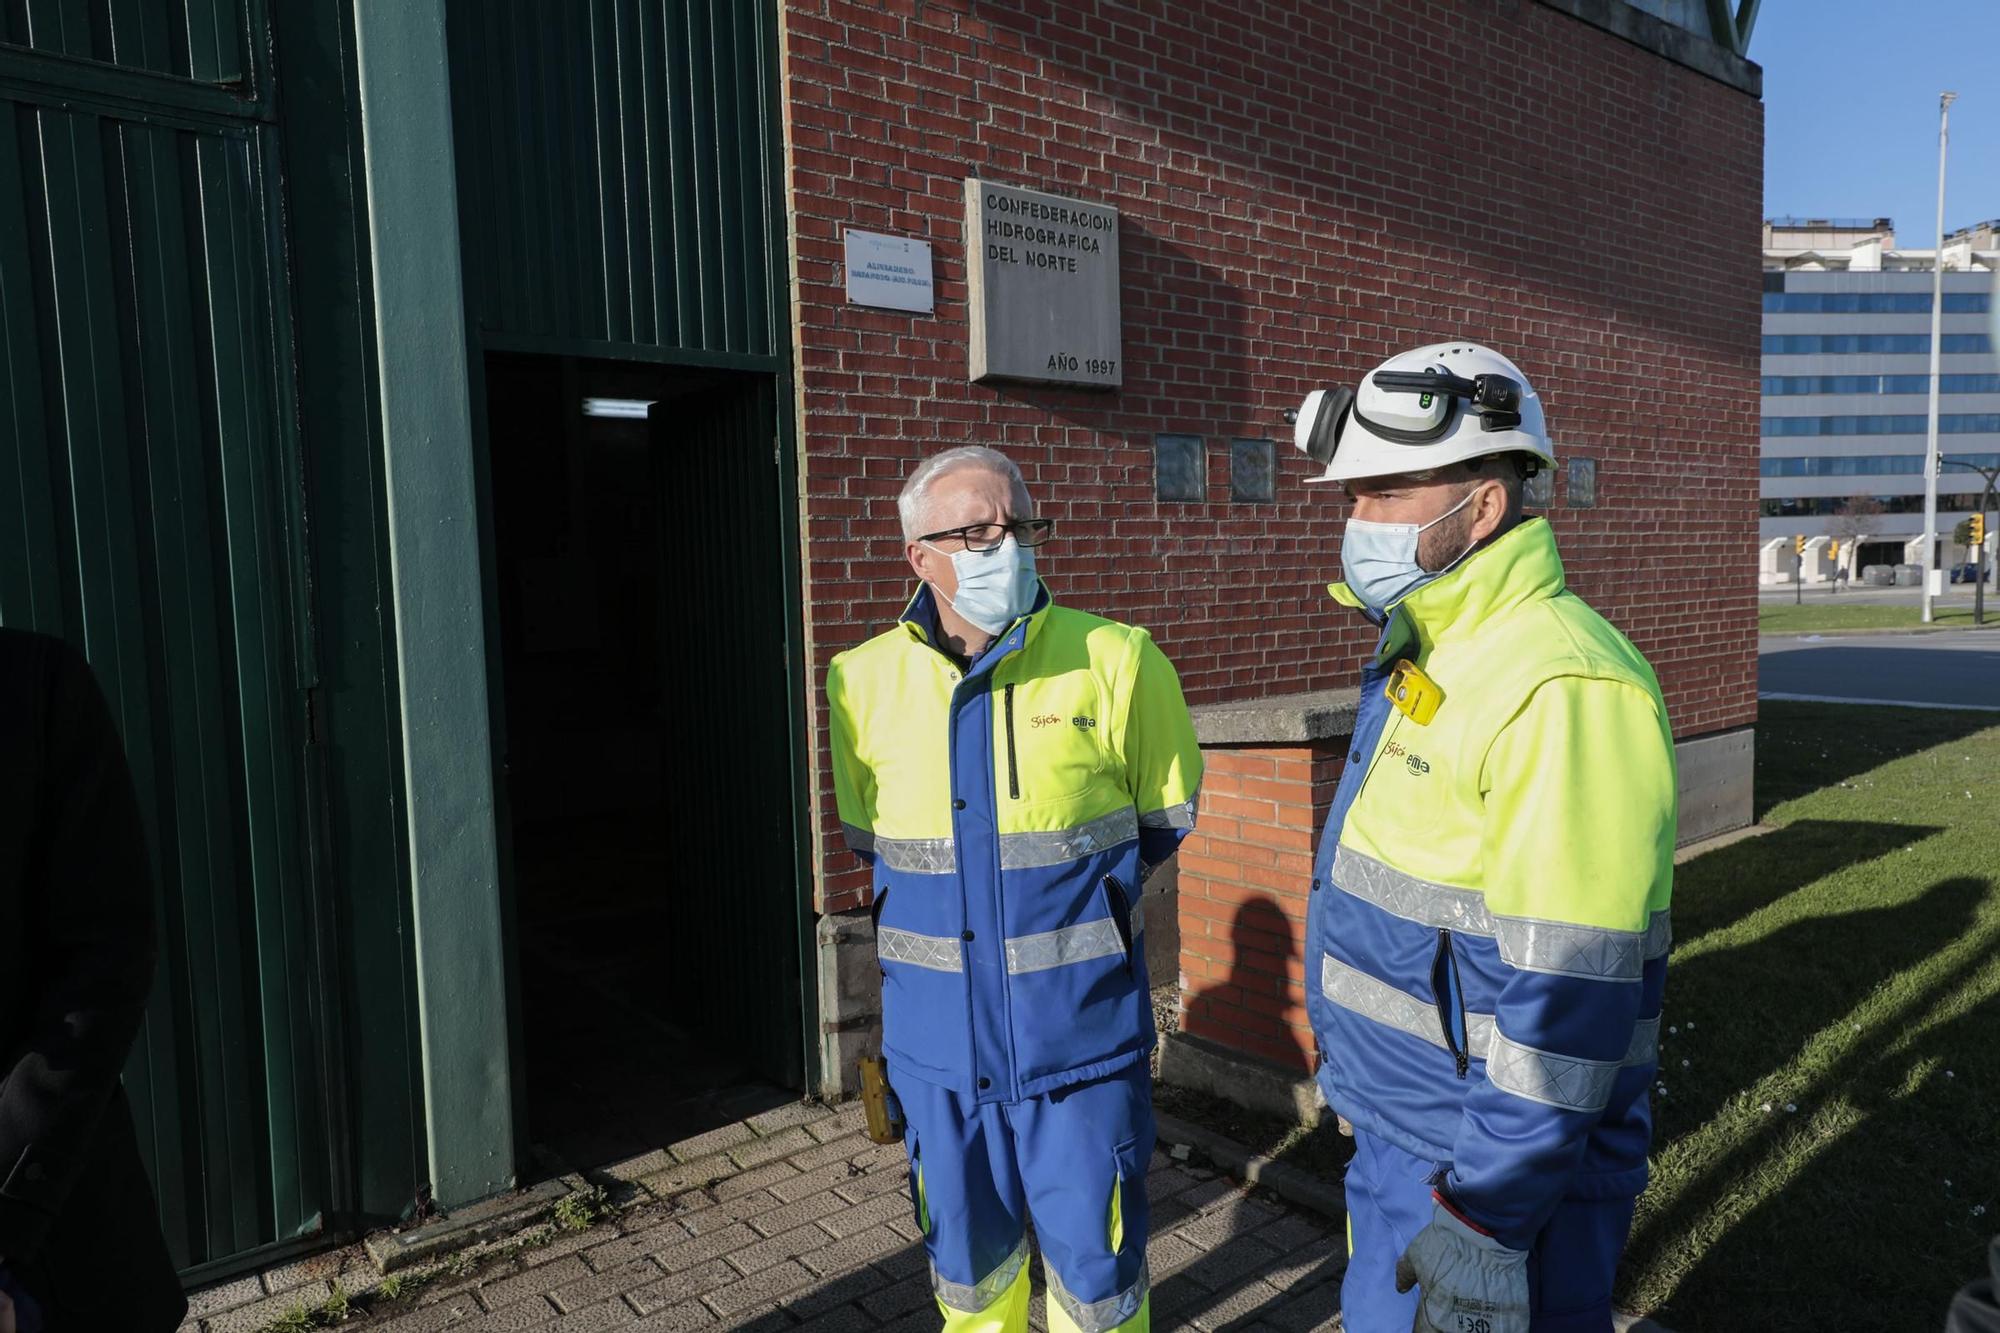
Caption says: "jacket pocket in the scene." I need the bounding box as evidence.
[1430,929,1470,1079]
[1108,1135,1146,1254]
[1099,875,1135,970]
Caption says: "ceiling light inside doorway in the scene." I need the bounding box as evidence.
[581,397,656,419]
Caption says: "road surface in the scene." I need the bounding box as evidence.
[1759,631,2000,711]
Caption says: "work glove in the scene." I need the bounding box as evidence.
[1394,1194,1530,1333]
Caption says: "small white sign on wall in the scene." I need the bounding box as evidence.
[844,229,935,313]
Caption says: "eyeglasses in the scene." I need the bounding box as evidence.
[916,518,1056,552]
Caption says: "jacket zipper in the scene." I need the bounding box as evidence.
[1004,683,1020,799]
[1433,929,1470,1079]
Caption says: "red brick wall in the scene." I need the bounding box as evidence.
[783,0,1764,912]
[1176,747,1343,1072]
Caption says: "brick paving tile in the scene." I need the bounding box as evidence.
[731,1220,849,1276]
[626,1302,717,1333]
[704,1260,819,1316]
[582,1222,689,1272]
[722,1309,798,1333]
[859,1271,933,1322]
[803,1104,869,1143]
[1260,1283,1344,1333]
[481,1258,592,1309]
[1255,1213,1334,1254]
[871,1240,931,1281]
[747,1102,834,1135]
[674,1189,788,1232]
[599,1148,676,1182]
[1260,1237,1345,1294]
[744,1184,852,1232]
[830,1167,909,1206]
[790,1304,877,1333]
[525,1228,614,1267]
[797,1224,905,1278]
[667,1123,755,1163]
[186,1274,268,1318]
[464,1297,561,1332]
[1179,1200,1283,1251]
[204,1284,336,1333]
[728,1127,819,1171]
[656,1221,762,1272]
[546,1302,638,1333]
[547,1258,666,1313]
[372,1293,489,1333]
[1186,1277,1292,1329]
[714,1159,807,1202]
[645,1151,740,1198]
[814,1190,914,1240]
[784,1132,874,1174]
[1174,1178,1247,1214]
[1146,1231,1208,1280]
[626,1259,739,1316]
[1178,1235,1283,1293]
[768,1160,871,1205]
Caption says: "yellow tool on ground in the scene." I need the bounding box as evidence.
[858,1055,904,1144]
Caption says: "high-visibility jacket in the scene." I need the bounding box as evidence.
[828,583,1202,1103]
[1306,518,1677,1250]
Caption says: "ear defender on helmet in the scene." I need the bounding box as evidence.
[1286,387,1355,468]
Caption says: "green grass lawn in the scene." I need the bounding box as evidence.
[1758,600,1996,633]
[1620,702,2000,1330]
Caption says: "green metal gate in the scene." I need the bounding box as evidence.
[0,5,333,1273]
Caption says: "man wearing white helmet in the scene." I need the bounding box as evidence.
[1288,344,1676,1333]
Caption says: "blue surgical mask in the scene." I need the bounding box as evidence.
[926,536,1040,635]
[1340,488,1479,612]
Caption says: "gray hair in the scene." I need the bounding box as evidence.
[897,446,1032,542]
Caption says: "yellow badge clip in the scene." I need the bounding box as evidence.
[1385,659,1443,726]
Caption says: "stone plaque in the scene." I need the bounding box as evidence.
[844,228,934,313]
[965,179,1122,388]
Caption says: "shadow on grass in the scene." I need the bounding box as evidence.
[1672,818,1943,949]
[1622,876,2000,1331]
[1753,703,1998,821]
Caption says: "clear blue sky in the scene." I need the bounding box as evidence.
[1759,2,1999,239]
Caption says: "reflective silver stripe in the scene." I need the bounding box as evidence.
[1643,911,1673,960]
[873,834,958,874]
[1319,955,1658,1079]
[1626,1015,1661,1066]
[877,926,963,973]
[1138,786,1200,831]
[869,808,1142,875]
[1333,845,1493,932]
[1006,919,1123,973]
[933,1236,1030,1314]
[1318,955,1495,1055]
[999,808,1139,869]
[1335,846,1671,983]
[1047,1259,1149,1332]
[841,823,876,857]
[1485,1029,1621,1113]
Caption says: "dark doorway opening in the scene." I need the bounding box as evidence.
[483,352,805,1172]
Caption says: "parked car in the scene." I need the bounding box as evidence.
[1950,563,1979,583]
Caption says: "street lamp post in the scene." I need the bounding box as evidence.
[1920,90,1957,624]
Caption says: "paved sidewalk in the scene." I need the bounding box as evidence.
[186,1099,1347,1332]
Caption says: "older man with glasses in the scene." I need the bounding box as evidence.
[826,446,1202,1333]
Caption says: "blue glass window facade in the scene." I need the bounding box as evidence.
[1762,415,2000,437]
[1762,373,2000,396]
[1763,334,1994,355]
[1760,495,1988,517]
[1761,291,1991,313]
[1759,453,2000,477]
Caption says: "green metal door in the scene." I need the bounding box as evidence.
[652,380,805,1087]
[0,10,332,1272]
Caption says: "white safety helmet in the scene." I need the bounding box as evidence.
[1290,342,1554,484]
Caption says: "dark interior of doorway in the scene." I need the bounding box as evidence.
[484,352,804,1173]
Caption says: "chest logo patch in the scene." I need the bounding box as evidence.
[1383,741,1431,776]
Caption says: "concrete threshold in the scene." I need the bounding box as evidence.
[363,1171,585,1273]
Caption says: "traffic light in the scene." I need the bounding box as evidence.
[1794,534,1806,556]
[1974,513,1988,546]
[1828,540,1839,562]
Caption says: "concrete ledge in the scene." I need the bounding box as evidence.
[362,1172,583,1273]
[1191,689,1358,747]
[1534,0,1761,96]
[1154,1111,1345,1218]
[1158,1031,1321,1126]
[1675,727,1755,847]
